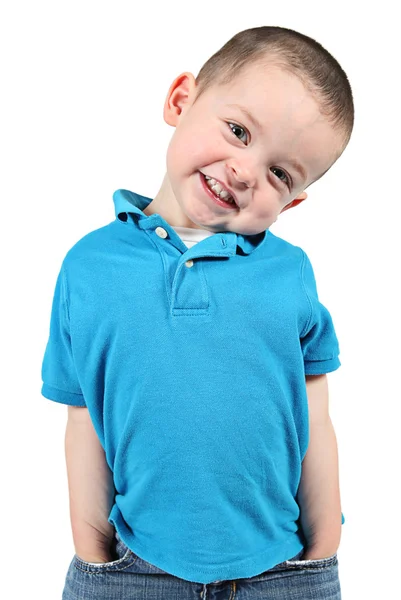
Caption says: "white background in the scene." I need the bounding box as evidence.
[1,1,400,598]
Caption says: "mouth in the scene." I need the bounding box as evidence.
[199,172,239,210]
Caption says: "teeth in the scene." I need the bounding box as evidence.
[204,175,235,204]
[211,183,223,194]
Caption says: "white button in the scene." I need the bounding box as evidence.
[185,260,194,268]
[155,227,168,239]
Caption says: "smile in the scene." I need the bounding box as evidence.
[200,172,239,210]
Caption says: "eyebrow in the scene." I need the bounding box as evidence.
[285,158,308,183]
[226,103,308,182]
[227,103,263,132]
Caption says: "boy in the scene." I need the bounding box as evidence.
[41,26,353,598]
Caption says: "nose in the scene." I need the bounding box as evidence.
[225,159,257,189]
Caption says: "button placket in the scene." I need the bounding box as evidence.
[150,227,236,315]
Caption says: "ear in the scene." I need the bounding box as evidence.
[163,72,197,127]
[280,191,308,214]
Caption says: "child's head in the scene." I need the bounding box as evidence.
[158,26,354,235]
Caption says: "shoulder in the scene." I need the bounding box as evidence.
[261,230,306,268]
[64,220,119,261]
[57,220,130,286]
[59,220,130,276]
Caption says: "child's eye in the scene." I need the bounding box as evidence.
[227,122,248,144]
[270,167,292,189]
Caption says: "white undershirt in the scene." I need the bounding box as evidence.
[171,226,215,249]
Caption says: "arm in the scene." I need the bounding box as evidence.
[297,374,342,559]
[65,406,116,562]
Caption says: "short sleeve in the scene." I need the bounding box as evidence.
[300,251,341,375]
[41,264,86,406]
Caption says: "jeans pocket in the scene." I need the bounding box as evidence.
[285,552,338,570]
[73,533,135,573]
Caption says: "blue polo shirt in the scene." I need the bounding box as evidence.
[41,189,343,584]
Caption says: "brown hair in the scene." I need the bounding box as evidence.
[194,26,354,152]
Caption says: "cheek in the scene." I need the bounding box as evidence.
[252,199,276,220]
[166,132,191,177]
[168,123,226,171]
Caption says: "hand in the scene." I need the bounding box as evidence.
[76,550,114,564]
[302,544,339,560]
[74,525,116,564]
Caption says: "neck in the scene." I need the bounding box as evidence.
[143,173,208,230]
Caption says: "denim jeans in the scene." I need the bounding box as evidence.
[62,530,341,599]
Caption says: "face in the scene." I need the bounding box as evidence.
[163,61,344,235]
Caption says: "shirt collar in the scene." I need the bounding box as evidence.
[113,189,267,256]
